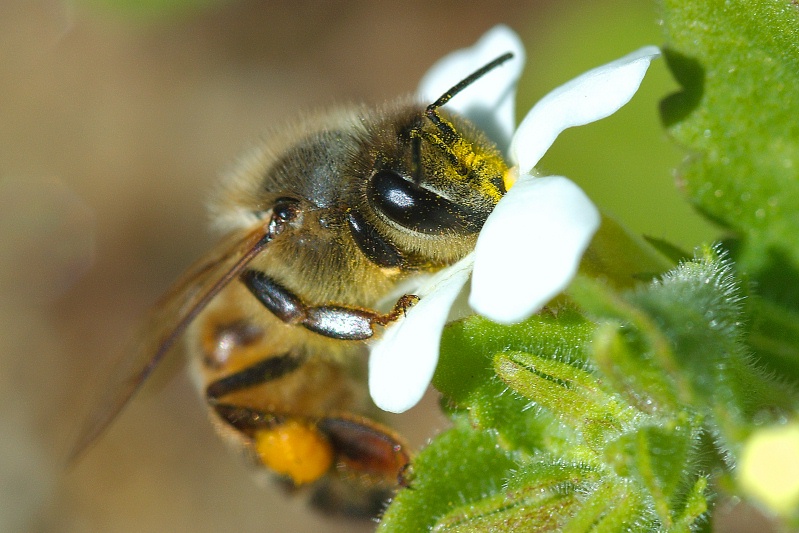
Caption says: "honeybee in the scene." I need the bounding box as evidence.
[73,53,513,517]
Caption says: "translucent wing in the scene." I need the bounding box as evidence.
[69,221,273,462]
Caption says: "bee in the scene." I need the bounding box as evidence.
[72,52,513,517]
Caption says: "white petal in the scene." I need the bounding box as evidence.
[510,46,660,174]
[369,255,474,413]
[469,175,600,324]
[416,25,525,150]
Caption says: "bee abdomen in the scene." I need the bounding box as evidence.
[206,352,304,399]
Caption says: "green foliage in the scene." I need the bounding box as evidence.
[382,1,799,530]
[381,248,793,532]
[377,420,519,533]
[660,0,799,377]
[661,1,799,266]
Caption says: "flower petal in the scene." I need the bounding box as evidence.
[369,255,474,413]
[416,25,525,150]
[510,46,660,174]
[469,175,600,324]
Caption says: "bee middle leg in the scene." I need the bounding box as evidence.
[241,270,418,340]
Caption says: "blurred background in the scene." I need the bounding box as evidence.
[0,0,761,531]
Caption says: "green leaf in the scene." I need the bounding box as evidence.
[494,350,630,454]
[425,280,717,531]
[561,482,649,533]
[377,422,517,533]
[434,310,595,454]
[628,247,794,450]
[574,245,796,456]
[431,461,600,532]
[660,0,799,315]
[603,418,701,526]
[747,297,799,377]
[670,477,711,533]
[569,274,696,413]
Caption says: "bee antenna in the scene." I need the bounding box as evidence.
[426,52,514,114]
[411,52,514,185]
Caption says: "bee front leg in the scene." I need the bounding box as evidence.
[241,270,418,340]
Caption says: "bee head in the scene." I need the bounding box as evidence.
[364,53,514,239]
[410,52,514,187]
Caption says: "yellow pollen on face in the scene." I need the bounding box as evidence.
[455,142,479,169]
[254,421,334,485]
[448,139,509,201]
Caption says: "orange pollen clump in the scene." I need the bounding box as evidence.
[254,421,334,485]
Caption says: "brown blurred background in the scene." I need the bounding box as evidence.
[0,1,768,532]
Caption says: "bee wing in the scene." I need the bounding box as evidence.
[69,222,272,463]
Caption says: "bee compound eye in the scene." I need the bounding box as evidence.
[367,169,481,234]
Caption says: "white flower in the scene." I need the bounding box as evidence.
[369,25,660,413]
